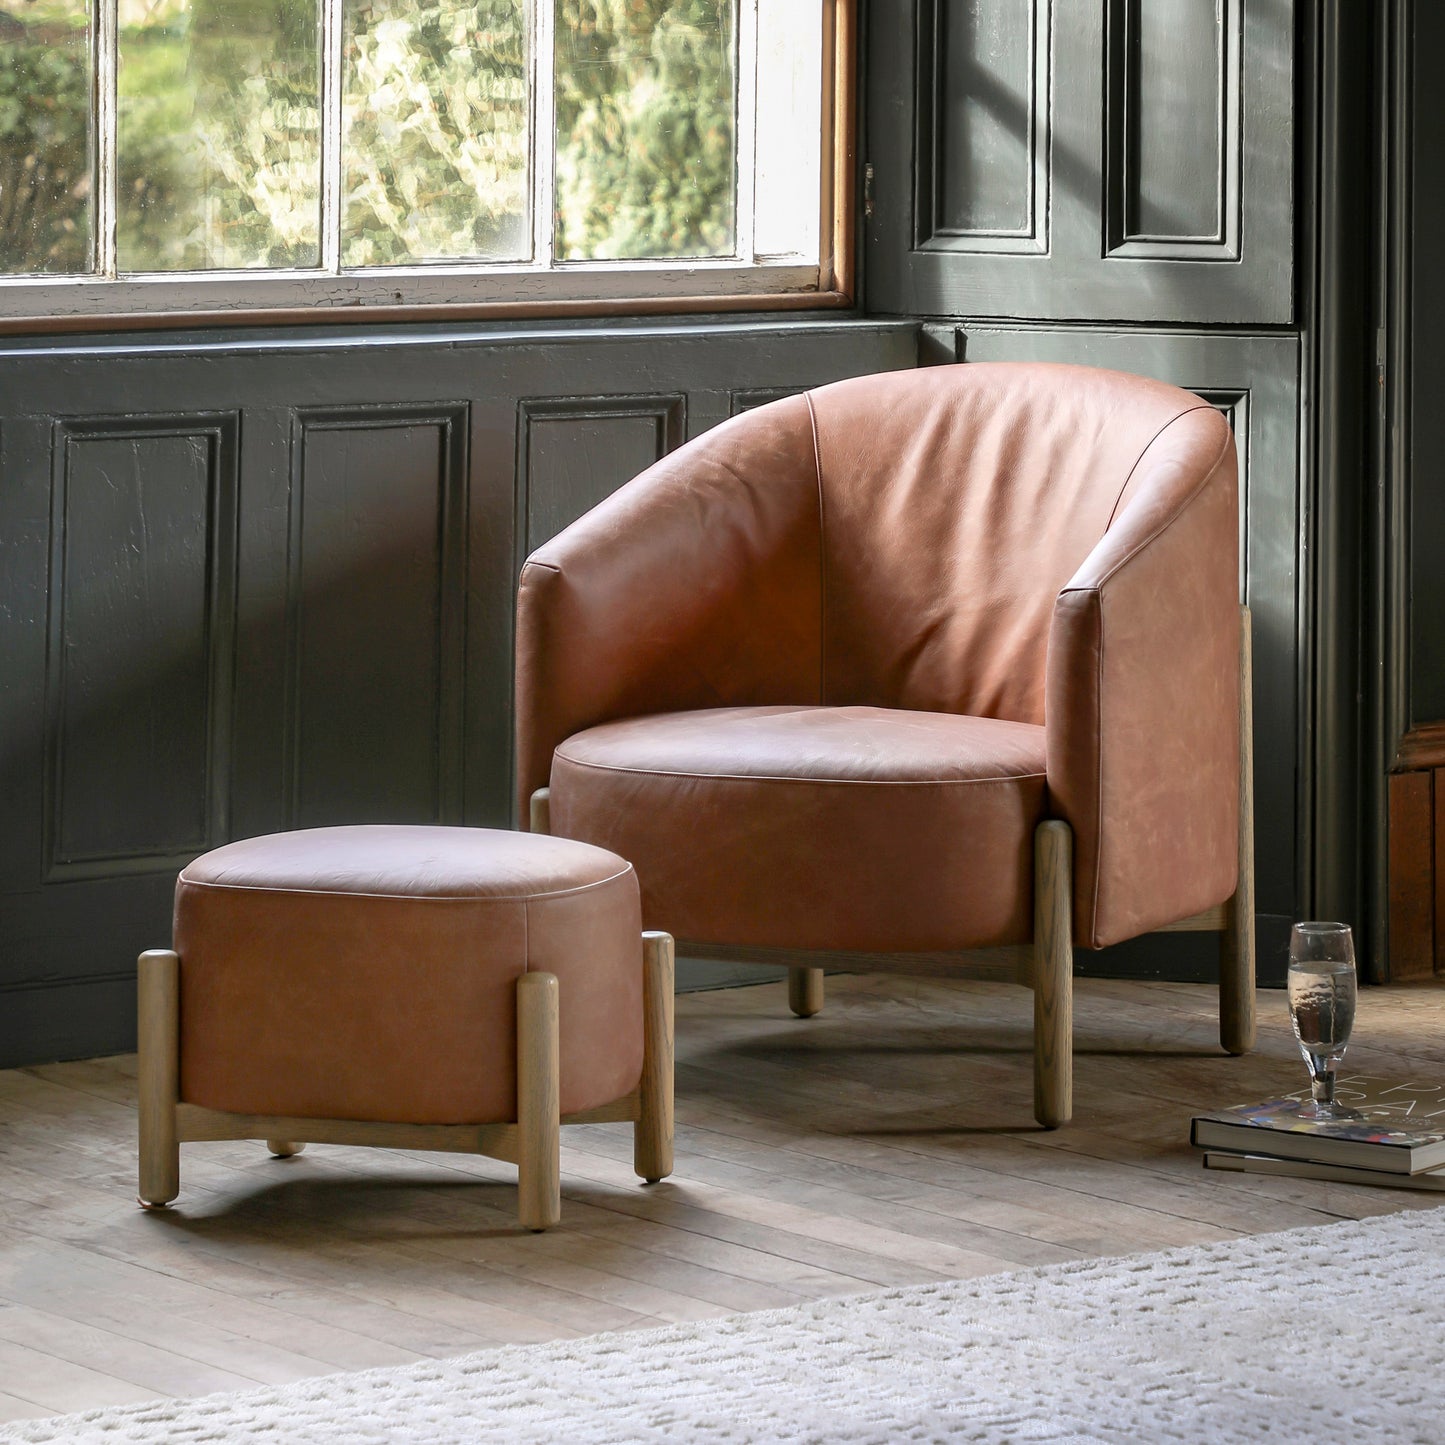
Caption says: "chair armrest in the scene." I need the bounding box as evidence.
[1046,405,1240,948]
[514,396,823,822]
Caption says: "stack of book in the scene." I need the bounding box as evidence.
[1190,1075,1445,1189]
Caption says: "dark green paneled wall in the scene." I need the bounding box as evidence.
[0,319,917,1065]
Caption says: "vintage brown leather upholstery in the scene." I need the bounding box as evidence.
[552,706,1046,951]
[175,826,643,1123]
[516,363,1240,957]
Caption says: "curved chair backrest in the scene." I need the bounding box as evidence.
[805,364,1230,725]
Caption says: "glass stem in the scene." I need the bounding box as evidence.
[1312,1072,1336,1107]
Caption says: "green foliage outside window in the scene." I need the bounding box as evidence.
[118,0,324,271]
[0,2,91,274]
[342,0,528,266]
[554,0,734,261]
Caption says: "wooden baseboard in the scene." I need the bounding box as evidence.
[1387,761,1442,980]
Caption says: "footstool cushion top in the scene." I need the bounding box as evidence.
[174,825,643,1126]
[180,824,632,901]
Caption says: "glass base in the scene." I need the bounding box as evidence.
[1295,1100,1364,1122]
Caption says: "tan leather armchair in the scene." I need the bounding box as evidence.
[515,363,1254,1127]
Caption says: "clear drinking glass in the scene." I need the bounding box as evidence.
[1287,921,1360,1121]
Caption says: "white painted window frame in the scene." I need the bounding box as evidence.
[0,0,832,325]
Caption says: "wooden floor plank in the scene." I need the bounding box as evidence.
[2,974,1444,1426]
[0,1392,56,1425]
[0,1339,161,1414]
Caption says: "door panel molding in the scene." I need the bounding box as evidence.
[914,0,1052,255]
[44,414,238,882]
[284,404,470,830]
[1103,0,1242,260]
[868,0,1292,323]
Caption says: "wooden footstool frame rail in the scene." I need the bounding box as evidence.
[138,933,675,1232]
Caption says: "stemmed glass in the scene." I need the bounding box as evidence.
[1287,921,1361,1121]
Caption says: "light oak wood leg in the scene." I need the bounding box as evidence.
[530,787,550,835]
[137,949,180,1208]
[1033,821,1073,1130]
[787,966,824,1018]
[266,1140,305,1158]
[635,931,675,1184]
[1221,604,1256,1056]
[516,971,561,1231]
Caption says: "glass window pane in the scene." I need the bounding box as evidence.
[554,0,736,262]
[341,1,529,267]
[753,0,821,261]
[117,0,321,273]
[0,0,93,276]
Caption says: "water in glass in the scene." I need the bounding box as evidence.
[1287,922,1359,1120]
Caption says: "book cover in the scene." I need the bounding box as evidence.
[1202,1151,1445,1192]
[1190,1076,1445,1173]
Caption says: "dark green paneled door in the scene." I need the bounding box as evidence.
[867,0,1294,323]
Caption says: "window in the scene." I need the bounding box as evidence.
[0,0,849,325]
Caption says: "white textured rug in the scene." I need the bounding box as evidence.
[6,1206,1443,1444]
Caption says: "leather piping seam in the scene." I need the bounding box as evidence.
[551,753,1045,787]
[520,558,562,577]
[1057,428,1234,948]
[1064,422,1235,596]
[805,389,827,707]
[1102,403,1217,534]
[175,864,635,904]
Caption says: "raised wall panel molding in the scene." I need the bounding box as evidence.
[914,0,1052,256]
[517,394,686,559]
[1103,0,1242,261]
[43,415,238,882]
[284,404,470,830]
[729,387,803,415]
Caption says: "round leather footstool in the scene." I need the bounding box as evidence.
[136,826,674,1230]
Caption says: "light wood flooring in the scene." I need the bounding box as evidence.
[3,973,1445,1424]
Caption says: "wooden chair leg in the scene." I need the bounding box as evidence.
[530,787,551,835]
[516,971,561,1231]
[1221,604,1256,1056]
[1033,821,1073,1129]
[137,949,181,1208]
[635,931,675,1184]
[788,966,824,1018]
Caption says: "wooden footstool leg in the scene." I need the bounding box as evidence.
[635,931,675,1184]
[788,967,824,1018]
[137,949,181,1208]
[516,971,561,1231]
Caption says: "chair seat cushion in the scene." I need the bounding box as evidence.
[551,706,1047,951]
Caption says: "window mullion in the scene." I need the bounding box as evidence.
[96,0,117,278]
[321,0,344,273]
[531,0,556,268]
[734,0,759,265]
